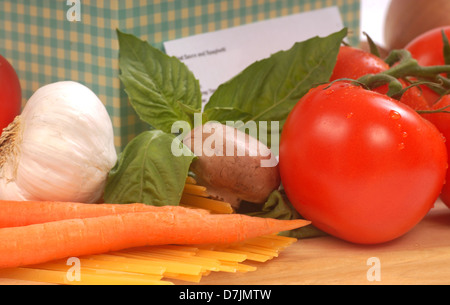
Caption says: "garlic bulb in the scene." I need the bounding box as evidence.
[0,81,117,203]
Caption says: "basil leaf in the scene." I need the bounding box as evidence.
[117,30,202,133]
[104,130,196,206]
[203,28,347,133]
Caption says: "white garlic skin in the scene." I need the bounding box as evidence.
[0,81,117,203]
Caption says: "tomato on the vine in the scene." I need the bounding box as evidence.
[0,54,21,135]
[330,46,389,81]
[423,95,450,209]
[279,81,447,244]
[397,82,430,111]
[406,26,450,67]
[405,26,450,105]
[331,46,431,112]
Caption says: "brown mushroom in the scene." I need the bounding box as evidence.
[183,122,280,209]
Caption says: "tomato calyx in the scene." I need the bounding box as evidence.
[362,31,382,58]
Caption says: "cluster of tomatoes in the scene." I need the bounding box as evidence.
[280,27,450,245]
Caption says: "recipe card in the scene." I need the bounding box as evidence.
[163,6,345,105]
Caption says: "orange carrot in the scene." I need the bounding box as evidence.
[0,210,310,269]
[0,200,209,228]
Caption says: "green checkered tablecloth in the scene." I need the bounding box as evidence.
[0,0,360,152]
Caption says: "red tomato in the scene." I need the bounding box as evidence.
[330,46,395,96]
[330,46,389,81]
[406,26,450,66]
[374,79,431,111]
[423,95,450,208]
[330,46,431,111]
[398,85,430,111]
[405,26,450,105]
[331,46,432,113]
[0,54,21,135]
[279,82,447,244]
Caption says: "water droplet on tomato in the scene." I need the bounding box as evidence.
[325,89,335,95]
[398,142,405,150]
[402,131,408,138]
[389,110,401,120]
[346,112,354,119]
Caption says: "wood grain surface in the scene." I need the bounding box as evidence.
[175,200,450,285]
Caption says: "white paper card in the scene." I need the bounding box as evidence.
[164,6,344,105]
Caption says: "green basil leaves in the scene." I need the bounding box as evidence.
[204,28,348,135]
[117,30,202,133]
[104,130,195,206]
[106,27,347,216]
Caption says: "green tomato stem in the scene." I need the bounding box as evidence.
[355,49,450,99]
[417,104,450,114]
[357,73,404,98]
[384,49,450,79]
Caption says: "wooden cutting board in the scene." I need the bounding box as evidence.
[1,200,449,285]
[174,199,450,285]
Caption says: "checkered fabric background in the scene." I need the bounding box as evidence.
[0,0,360,152]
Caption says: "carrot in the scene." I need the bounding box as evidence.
[0,209,310,269]
[0,200,209,228]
